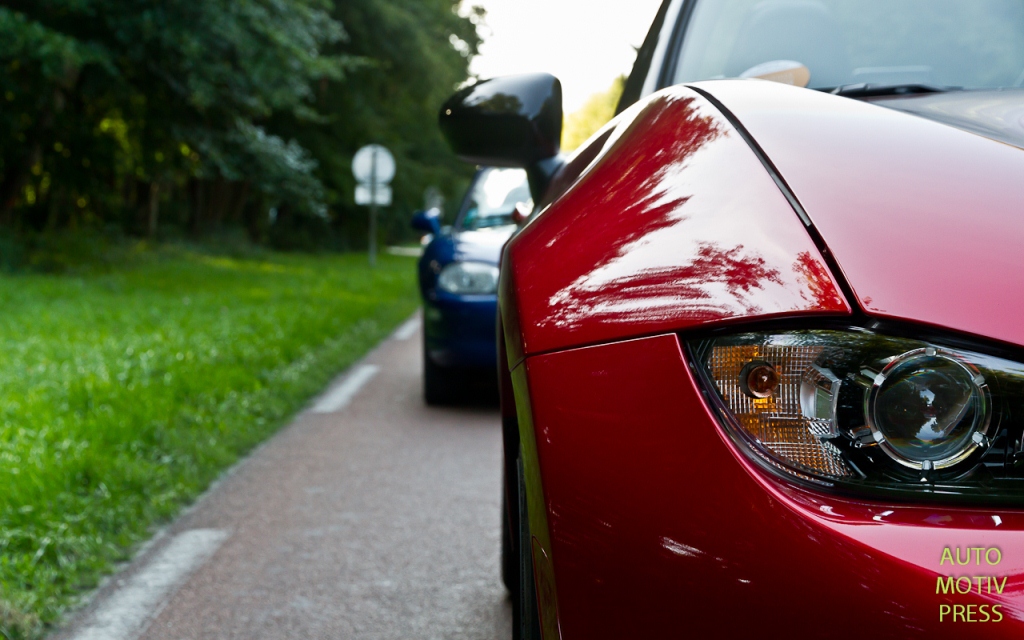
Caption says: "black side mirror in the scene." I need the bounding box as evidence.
[411,208,442,235]
[439,74,564,200]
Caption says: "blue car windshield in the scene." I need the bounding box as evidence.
[673,0,1024,90]
[458,168,531,230]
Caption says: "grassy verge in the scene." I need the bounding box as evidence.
[0,247,419,639]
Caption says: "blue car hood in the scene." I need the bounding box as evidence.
[450,225,518,265]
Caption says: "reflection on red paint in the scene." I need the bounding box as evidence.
[545,242,784,329]
[793,250,847,310]
[504,86,849,358]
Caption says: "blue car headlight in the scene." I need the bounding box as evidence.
[690,329,1024,503]
[437,261,499,295]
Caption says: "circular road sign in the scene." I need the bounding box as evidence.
[352,144,396,184]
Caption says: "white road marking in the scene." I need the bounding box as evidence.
[393,316,421,341]
[311,365,379,413]
[71,529,228,640]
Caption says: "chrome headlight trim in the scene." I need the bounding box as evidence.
[864,347,992,471]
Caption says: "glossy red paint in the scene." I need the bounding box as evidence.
[501,86,849,363]
[522,333,1024,639]
[696,79,1024,348]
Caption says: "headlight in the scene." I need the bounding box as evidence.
[436,262,499,295]
[690,330,1024,502]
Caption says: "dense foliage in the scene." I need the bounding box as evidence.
[0,0,480,252]
[283,0,484,249]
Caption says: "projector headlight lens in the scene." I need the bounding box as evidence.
[867,349,990,470]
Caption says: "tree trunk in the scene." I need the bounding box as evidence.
[0,167,28,227]
[44,186,65,231]
[148,182,161,238]
[188,179,205,237]
[230,181,251,224]
[207,178,228,228]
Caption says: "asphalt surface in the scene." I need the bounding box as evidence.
[54,314,512,640]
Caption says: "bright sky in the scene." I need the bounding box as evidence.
[468,0,665,114]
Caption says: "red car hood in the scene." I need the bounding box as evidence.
[697,80,1024,349]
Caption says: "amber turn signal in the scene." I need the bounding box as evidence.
[739,360,779,399]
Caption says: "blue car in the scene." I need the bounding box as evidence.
[412,167,531,404]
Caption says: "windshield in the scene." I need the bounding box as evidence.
[673,0,1024,90]
[458,168,531,230]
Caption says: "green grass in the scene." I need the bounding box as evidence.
[0,247,419,639]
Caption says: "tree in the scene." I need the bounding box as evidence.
[280,0,484,249]
[562,75,626,152]
[0,1,482,252]
[0,1,348,237]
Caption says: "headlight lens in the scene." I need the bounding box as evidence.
[691,330,1024,501]
[867,349,989,469]
[436,262,499,295]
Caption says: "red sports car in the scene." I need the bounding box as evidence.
[441,1,1024,637]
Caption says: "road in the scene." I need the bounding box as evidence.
[54,314,512,640]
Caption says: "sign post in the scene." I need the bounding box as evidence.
[352,144,395,267]
[424,186,444,212]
